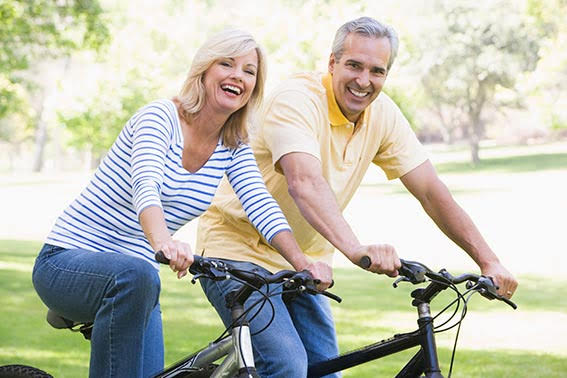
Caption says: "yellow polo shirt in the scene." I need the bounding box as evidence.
[196,72,428,272]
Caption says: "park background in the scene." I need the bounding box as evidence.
[1,0,566,376]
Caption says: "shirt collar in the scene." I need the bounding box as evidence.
[322,73,369,127]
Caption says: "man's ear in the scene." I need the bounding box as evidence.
[328,53,336,74]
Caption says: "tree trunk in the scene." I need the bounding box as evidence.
[32,97,48,172]
[469,135,480,166]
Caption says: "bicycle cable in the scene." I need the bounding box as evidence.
[210,271,272,343]
[446,290,477,378]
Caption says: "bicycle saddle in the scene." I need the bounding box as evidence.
[46,309,93,340]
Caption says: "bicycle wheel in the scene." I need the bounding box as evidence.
[0,365,53,378]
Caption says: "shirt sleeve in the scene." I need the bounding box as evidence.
[129,102,174,217]
[226,144,291,242]
[262,89,322,173]
[372,97,428,180]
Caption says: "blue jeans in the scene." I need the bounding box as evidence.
[200,259,340,378]
[32,244,163,378]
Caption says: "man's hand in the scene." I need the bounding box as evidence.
[157,239,194,279]
[304,261,333,291]
[480,262,518,299]
[352,244,401,277]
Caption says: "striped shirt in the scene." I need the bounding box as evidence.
[46,99,291,269]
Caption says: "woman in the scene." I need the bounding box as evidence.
[32,29,331,378]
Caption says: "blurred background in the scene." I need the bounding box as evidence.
[1,0,566,173]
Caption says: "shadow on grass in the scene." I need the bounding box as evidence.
[436,153,567,174]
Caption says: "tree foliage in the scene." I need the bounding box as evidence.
[0,0,109,120]
[418,0,541,163]
[59,78,156,166]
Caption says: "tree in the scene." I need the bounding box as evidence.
[418,0,541,164]
[59,77,157,168]
[0,0,109,171]
[526,0,567,136]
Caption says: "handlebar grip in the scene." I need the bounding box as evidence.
[155,250,170,264]
[154,251,202,266]
[359,256,371,269]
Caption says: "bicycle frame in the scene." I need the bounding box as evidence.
[307,300,443,378]
[155,302,258,378]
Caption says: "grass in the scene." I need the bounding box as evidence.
[1,239,566,377]
[1,142,566,376]
[436,152,567,174]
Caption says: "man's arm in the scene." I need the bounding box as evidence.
[279,152,401,277]
[400,159,518,297]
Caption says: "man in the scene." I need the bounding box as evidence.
[195,17,518,377]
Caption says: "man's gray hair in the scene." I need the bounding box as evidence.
[332,17,399,70]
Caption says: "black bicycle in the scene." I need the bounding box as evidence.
[307,256,517,378]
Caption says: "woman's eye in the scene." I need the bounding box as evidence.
[220,61,231,67]
[245,70,256,76]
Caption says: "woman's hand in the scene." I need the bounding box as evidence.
[156,240,194,279]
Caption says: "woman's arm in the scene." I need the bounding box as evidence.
[226,145,333,289]
[139,205,193,278]
[130,102,193,277]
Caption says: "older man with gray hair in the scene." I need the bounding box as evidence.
[195,16,518,377]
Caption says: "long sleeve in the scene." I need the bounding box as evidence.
[226,145,291,242]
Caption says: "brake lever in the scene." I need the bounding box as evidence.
[191,273,206,284]
[473,276,518,310]
[393,276,410,288]
[297,278,343,303]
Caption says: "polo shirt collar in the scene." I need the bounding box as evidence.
[322,73,368,127]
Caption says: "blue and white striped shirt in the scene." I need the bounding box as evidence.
[47,99,291,268]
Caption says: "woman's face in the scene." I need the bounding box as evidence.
[202,49,259,116]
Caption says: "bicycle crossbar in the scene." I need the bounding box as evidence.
[308,333,421,377]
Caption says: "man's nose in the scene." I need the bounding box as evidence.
[355,70,370,88]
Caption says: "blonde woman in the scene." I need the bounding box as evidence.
[32,29,331,378]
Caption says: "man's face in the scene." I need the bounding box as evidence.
[329,34,391,123]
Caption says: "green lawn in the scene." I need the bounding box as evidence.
[436,152,567,174]
[1,239,565,377]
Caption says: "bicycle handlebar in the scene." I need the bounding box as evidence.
[359,256,517,309]
[155,251,342,303]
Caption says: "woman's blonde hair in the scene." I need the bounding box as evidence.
[175,29,267,149]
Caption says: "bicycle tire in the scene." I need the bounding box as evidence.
[0,365,53,378]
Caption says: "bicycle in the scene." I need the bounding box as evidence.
[0,253,339,378]
[306,256,517,378]
[0,255,516,378]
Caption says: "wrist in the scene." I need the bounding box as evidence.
[289,254,311,271]
[343,244,364,263]
[148,234,172,252]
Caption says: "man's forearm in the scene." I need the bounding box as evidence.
[288,174,361,260]
[421,182,500,269]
